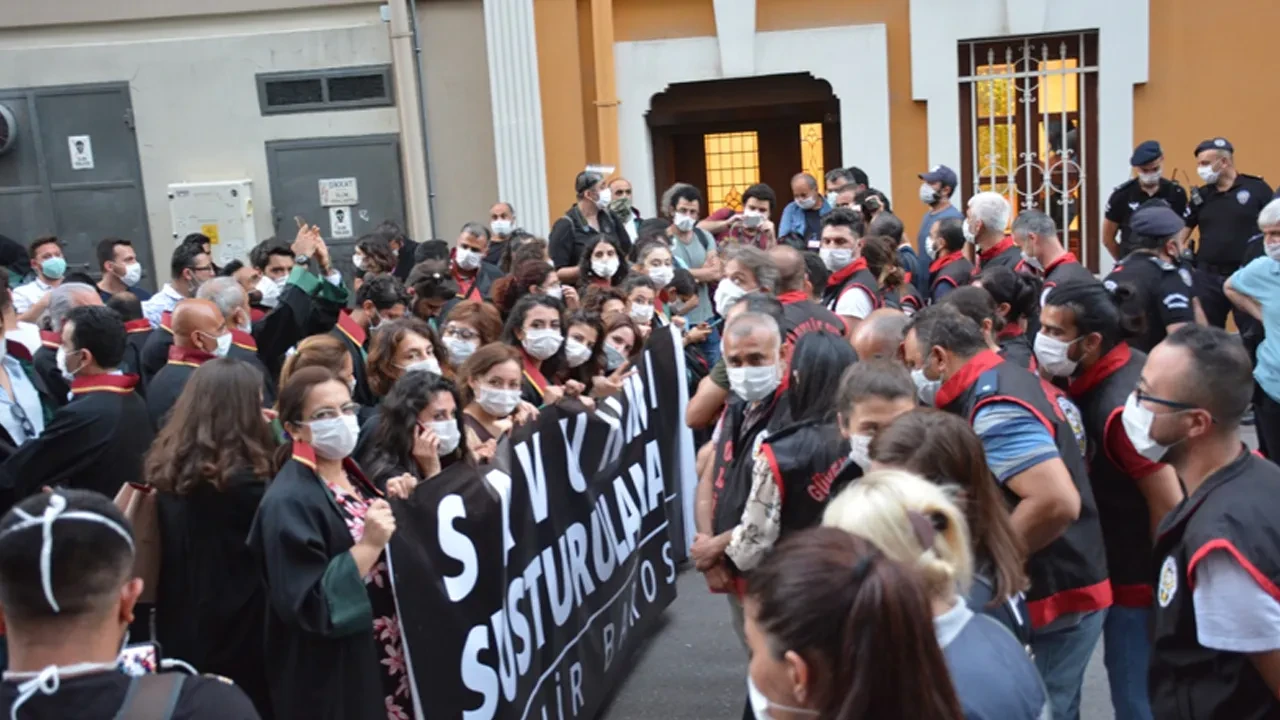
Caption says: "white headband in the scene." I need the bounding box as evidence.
[0,493,134,613]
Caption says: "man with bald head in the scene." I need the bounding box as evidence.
[852,308,910,361]
[145,299,229,429]
[780,173,833,249]
[768,244,847,344]
[33,283,102,407]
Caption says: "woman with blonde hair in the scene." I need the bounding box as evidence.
[824,470,1049,720]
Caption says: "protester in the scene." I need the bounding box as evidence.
[438,300,503,370]
[249,240,298,308]
[0,276,50,456]
[12,237,66,320]
[1013,210,1096,295]
[974,265,1042,369]
[371,220,418,281]
[779,173,832,249]
[555,309,605,383]
[404,259,460,329]
[849,308,908,361]
[359,370,469,484]
[351,234,397,282]
[449,222,502,304]
[904,303,1110,720]
[575,234,629,292]
[485,202,517,266]
[330,274,408,406]
[33,283,103,407]
[621,275,660,336]
[967,192,1026,274]
[364,317,448,399]
[869,408,1032,642]
[918,165,965,283]
[928,217,975,302]
[1224,197,1280,457]
[867,212,921,299]
[279,334,358,416]
[146,299,231,429]
[495,259,566,316]
[698,183,778,249]
[824,470,1049,719]
[602,313,643,370]
[744,527,964,719]
[1,272,42,357]
[140,241,218,328]
[106,291,151,382]
[94,237,151,304]
[248,367,417,719]
[664,183,720,356]
[146,358,275,714]
[820,208,880,330]
[0,490,260,718]
[549,171,628,282]
[459,343,536,464]
[197,277,282,404]
[582,285,628,321]
[767,244,847,343]
[863,234,923,316]
[1134,325,1280,719]
[500,294,571,406]
[835,359,917,469]
[632,240,677,305]
[855,187,893,227]
[498,233,548,274]
[1104,202,1203,354]
[944,284,1031,370]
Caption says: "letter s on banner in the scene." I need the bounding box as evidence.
[461,625,498,720]
[438,494,478,601]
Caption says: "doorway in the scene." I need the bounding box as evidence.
[647,73,841,217]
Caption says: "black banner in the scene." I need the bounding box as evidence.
[389,327,693,719]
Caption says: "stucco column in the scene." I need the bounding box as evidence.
[387,0,433,244]
[590,0,619,170]
[482,0,551,236]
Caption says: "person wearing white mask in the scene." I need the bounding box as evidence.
[779,172,833,249]
[248,366,417,720]
[359,369,469,486]
[1127,325,1280,720]
[698,184,778,250]
[664,183,722,360]
[450,222,503,304]
[549,171,630,284]
[0,490,259,719]
[633,240,677,295]
[621,275,659,337]
[329,274,408,406]
[819,208,879,333]
[966,191,1026,275]
[576,236,626,291]
[1101,140,1188,261]
[365,317,449,404]
[1011,210,1094,304]
[438,300,502,371]
[459,343,537,464]
[1227,198,1280,459]
[1039,280,1183,720]
[145,299,233,430]
[93,238,152,304]
[486,202,518,267]
[501,294,575,408]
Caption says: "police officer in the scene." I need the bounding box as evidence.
[1182,137,1273,328]
[1137,325,1280,719]
[1104,202,1202,354]
[1102,141,1187,261]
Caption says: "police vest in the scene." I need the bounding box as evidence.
[930,251,975,294]
[883,283,924,315]
[711,392,790,540]
[822,257,882,314]
[778,292,847,344]
[758,420,853,536]
[1068,343,1154,608]
[996,326,1036,372]
[937,350,1111,628]
[977,236,1027,275]
[1150,449,1280,720]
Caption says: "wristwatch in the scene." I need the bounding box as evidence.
[294,253,310,265]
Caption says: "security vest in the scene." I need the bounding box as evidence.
[711,391,790,540]
[822,257,882,315]
[930,250,975,294]
[757,419,853,535]
[937,350,1111,628]
[777,291,848,344]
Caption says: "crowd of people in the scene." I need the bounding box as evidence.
[0,135,1275,720]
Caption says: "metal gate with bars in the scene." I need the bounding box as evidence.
[959,32,1100,271]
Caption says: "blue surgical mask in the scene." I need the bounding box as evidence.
[40,257,67,280]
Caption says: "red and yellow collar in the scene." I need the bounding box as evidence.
[70,373,139,396]
[124,318,152,334]
[335,310,367,348]
[166,344,215,367]
[290,441,383,497]
[930,249,967,274]
[39,330,60,350]
[230,329,257,353]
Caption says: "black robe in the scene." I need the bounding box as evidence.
[146,346,215,431]
[246,443,385,720]
[122,319,153,396]
[0,373,151,513]
[330,311,375,407]
[156,470,270,716]
[33,330,70,407]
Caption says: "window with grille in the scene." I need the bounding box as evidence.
[958,32,1100,270]
[800,123,826,192]
[257,66,394,115]
[704,131,760,212]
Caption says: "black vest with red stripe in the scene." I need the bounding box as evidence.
[711,392,790,540]
[758,420,853,536]
[822,257,882,314]
[1068,343,1154,608]
[976,236,1027,276]
[1150,449,1280,720]
[1042,253,1096,294]
[938,351,1111,628]
[929,251,975,295]
[778,292,847,343]
[883,283,924,315]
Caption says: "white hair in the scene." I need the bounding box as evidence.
[196,276,247,322]
[967,192,1011,237]
[1259,198,1280,230]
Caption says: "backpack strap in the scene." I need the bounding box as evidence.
[114,673,185,720]
[694,228,712,252]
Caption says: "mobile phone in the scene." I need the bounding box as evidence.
[705,316,725,329]
[294,215,307,229]
[118,642,162,676]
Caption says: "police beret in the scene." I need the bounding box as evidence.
[1129,202,1184,237]
[1130,140,1162,166]
[1193,137,1233,156]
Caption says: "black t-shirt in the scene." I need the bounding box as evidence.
[0,671,259,720]
[1104,178,1187,255]
[1185,173,1273,270]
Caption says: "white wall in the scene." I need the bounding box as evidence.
[0,6,399,282]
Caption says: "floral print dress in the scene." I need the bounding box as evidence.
[326,480,411,720]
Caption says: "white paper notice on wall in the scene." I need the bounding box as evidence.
[329,206,354,239]
[68,135,94,170]
[318,177,358,207]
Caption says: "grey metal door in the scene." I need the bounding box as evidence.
[0,83,153,285]
[265,135,406,283]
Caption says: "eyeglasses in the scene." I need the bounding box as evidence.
[444,325,479,341]
[9,402,35,442]
[1135,389,1200,412]
[191,265,214,274]
[307,403,361,421]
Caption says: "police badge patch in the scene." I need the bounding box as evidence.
[1056,395,1087,458]
[1159,555,1178,608]
[1179,268,1194,287]
[1238,189,1251,205]
[1128,202,1141,210]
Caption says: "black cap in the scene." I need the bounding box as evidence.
[1193,137,1233,156]
[1129,201,1184,237]
[1130,140,1162,167]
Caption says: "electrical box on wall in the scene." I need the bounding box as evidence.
[167,180,256,268]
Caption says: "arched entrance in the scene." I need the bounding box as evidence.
[646,73,841,214]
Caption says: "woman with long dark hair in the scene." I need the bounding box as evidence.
[492,259,576,318]
[500,294,570,406]
[745,526,964,720]
[459,343,534,464]
[863,235,923,316]
[148,358,277,715]
[358,370,469,484]
[365,317,450,398]
[438,299,503,369]
[575,234,628,291]
[869,408,1031,642]
[975,265,1042,369]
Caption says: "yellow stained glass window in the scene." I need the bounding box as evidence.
[704,132,760,212]
[1039,58,1079,113]
[799,123,825,192]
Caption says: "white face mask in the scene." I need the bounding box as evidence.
[673,214,697,233]
[648,265,675,286]
[1266,243,1280,263]
[743,210,764,228]
[352,253,366,271]
[728,362,780,403]
[118,262,143,286]
[919,183,939,205]
[912,367,942,407]
[402,356,442,376]
[256,275,282,309]
[55,346,81,382]
[925,236,938,258]
[476,385,521,417]
[455,247,482,271]
[1137,169,1161,185]
[429,420,461,456]
[747,675,818,720]
[307,415,360,460]
[1197,164,1220,184]
[848,433,872,471]
[200,331,232,359]
[796,195,817,210]
[544,284,564,300]
[1033,332,1082,378]
[629,303,654,323]
[820,247,854,271]
[962,219,978,245]
[595,188,613,209]
[714,278,748,316]
[522,328,563,360]
[591,256,619,278]
[1121,392,1172,462]
[564,338,593,367]
[825,191,839,207]
[490,219,513,237]
[445,337,478,365]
